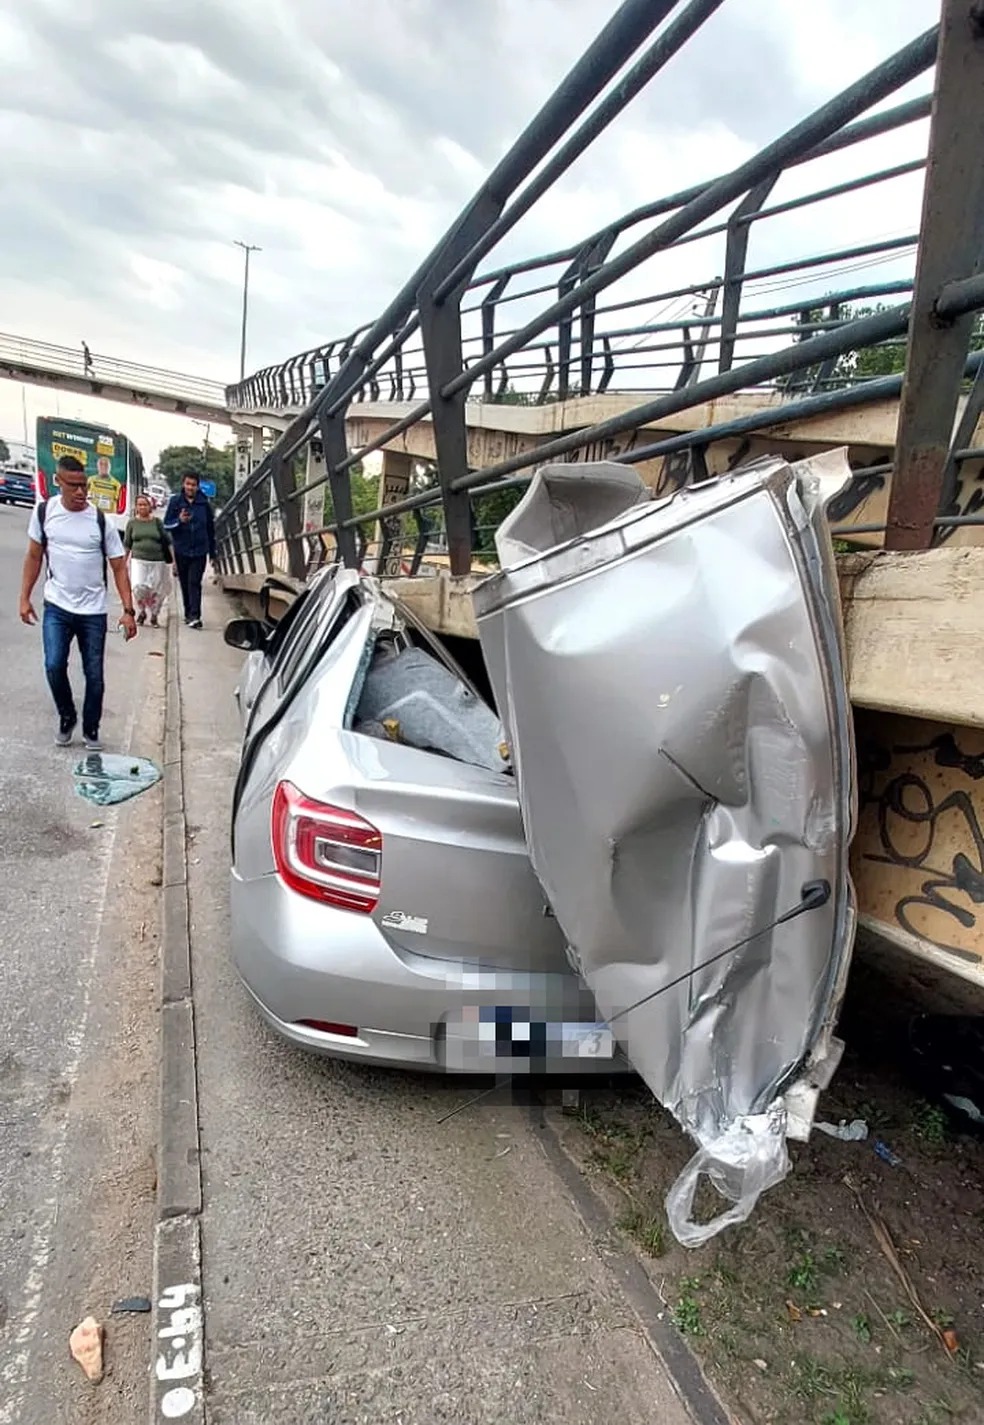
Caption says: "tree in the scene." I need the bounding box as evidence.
[0,437,9,464]
[153,442,237,503]
[785,302,984,389]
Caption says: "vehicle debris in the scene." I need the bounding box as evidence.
[815,1119,868,1141]
[111,1296,152,1314]
[73,753,162,806]
[475,454,858,1245]
[69,1315,104,1382]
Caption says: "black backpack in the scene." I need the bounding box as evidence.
[36,497,109,587]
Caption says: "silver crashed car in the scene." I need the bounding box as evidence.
[226,568,620,1073]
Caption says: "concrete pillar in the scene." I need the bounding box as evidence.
[373,450,413,577]
[233,423,265,491]
[303,444,328,560]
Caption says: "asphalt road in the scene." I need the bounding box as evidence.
[0,501,161,1422]
[182,585,694,1425]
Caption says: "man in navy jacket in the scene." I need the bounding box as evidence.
[163,472,216,629]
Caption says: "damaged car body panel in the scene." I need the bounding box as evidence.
[473,454,858,1243]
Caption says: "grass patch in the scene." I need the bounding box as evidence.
[616,1206,666,1258]
[912,1101,948,1146]
[575,1104,652,1185]
[851,1313,872,1345]
[672,1292,704,1337]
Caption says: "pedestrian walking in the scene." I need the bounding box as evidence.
[163,471,215,629]
[82,340,93,376]
[19,455,137,750]
[124,492,172,626]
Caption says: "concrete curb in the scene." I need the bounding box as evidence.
[530,1106,732,1425]
[150,610,205,1425]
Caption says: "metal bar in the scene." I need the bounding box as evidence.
[444,46,935,403]
[462,94,932,300]
[579,234,616,393]
[319,412,358,568]
[418,201,499,573]
[250,478,274,574]
[937,352,984,521]
[934,270,984,322]
[886,0,984,549]
[739,158,927,229]
[223,35,935,524]
[336,311,938,532]
[833,514,984,534]
[236,502,257,574]
[719,175,780,373]
[447,301,919,494]
[325,318,419,418]
[435,0,721,302]
[481,276,510,398]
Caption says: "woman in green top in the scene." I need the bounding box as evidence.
[124,494,173,626]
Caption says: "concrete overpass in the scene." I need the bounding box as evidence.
[230,386,984,552]
[0,331,231,425]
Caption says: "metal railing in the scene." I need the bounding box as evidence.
[216,0,984,585]
[0,332,228,414]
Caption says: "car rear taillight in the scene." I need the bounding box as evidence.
[271,781,381,913]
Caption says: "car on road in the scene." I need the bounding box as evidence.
[226,568,622,1073]
[0,465,36,506]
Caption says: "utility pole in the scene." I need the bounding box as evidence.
[234,240,261,382]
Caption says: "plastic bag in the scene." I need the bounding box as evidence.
[665,1102,790,1248]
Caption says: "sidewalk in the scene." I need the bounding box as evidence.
[177,583,700,1424]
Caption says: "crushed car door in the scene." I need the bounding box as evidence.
[474,453,857,1243]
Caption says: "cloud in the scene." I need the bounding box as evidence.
[0,0,940,464]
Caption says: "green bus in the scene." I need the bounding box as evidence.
[36,416,146,531]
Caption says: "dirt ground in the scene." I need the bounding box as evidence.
[554,936,984,1425]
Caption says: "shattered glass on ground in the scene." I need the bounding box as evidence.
[72,753,162,806]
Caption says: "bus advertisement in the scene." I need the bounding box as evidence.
[35,416,146,529]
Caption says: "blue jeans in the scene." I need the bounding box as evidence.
[42,602,107,736]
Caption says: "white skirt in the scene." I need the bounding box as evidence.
[131,558,169,617]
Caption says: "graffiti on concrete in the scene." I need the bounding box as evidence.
[853,714,984,964]
[826,463,888,524]
[937,459,984,545]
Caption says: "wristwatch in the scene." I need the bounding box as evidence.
[123,606,136,616]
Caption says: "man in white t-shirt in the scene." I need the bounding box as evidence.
[19,455,138,750]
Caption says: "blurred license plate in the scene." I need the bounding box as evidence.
[444,1007,615,1068]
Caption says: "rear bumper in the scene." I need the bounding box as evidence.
[230,870,628,1075]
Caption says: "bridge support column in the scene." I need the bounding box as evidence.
[373,451,413,577]
[233,423,265,492]
[303,444,327,565]
[269,455,306,582]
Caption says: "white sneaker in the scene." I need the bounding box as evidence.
[55,719,76,746]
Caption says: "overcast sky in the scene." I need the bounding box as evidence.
[0,0,940,468]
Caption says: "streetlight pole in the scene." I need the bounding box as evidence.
[234,240,261,382]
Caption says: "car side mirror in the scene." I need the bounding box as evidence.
[224,618,268,652]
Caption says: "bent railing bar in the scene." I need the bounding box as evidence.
[433,0,719,304]
[719,176,780,374]
[224,91,932,420]
[330,305,933,533]
[219,34,945,567]
[481,276,510,399]
[887,0,984,549]
[221,0,667,518]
